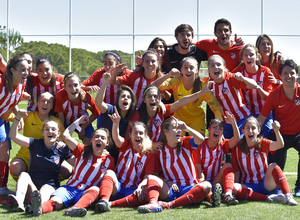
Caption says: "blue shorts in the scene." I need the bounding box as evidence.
[223,115,252,139]
[244,179,278,195]
[253,113,273,138]
[165,185,194,202]
[110,181,137,201]
[51,185,84,208]
[0,119,11,149]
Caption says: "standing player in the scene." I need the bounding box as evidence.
[196,18,243,72]
[257,59,300,197]
[0,55,29,195]
[168,24,207,70]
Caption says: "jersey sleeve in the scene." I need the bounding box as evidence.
[117,138,131,152]
[193,147,201,165]
[260,90,275,117]
[117,71,135,87]
[86,93,101,117]
[163,104,174,117]
[202,86,222,119]
[261,138,274,153]
[54,90,65,113]
[159,77,180,91]
[82,69,102,86]
[263,68,275,93]
[71,143,85,158]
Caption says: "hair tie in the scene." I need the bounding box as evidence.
[143,86,161,97]
[63,73,79,84]
[105,52,120,63]
[12,58,27,67]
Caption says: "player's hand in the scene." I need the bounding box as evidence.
[224,111,235,125]
[56,141,66,149]
[87,85,101,91]
[272,120,281,132]
[134,183,147,201]
[108,106,121,123]
[78,115,89,125]
[168,68,181,78]
[234,34,244,45]
[16,109,28,119]
[166,181,179,193]
[234,72,244,81]
[152,142,163,151]
[102,71,111,84]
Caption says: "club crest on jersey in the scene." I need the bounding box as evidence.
[79,110,86,115]
[101,165,107,171]
[222,87,229,94]
[136,161,143,170]
[254,151,259,159]
[295,98,300,106]
[231,52,236,59]
[54,156,60,164]
[153,119,162,127]
[257,81,263,87]
[16,93,21,100]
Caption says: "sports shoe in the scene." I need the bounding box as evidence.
[31,190,42,216]
[267,194,285,202]
[95,199,111,213]
[284,193,297,206]
[211,183,222,207]
[0,187,15,196]
[64,206,87,217]
[294,186,300,197]
[224,194,238,205]
[137,202,163,213]
[7,194,24,211]
[25,204,33,214]
[157,201,171,210]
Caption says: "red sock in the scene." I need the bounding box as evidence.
[0,161,8,187]
[223,167,234,194]
[1,163,8,187]
[205,191,212,202]
[147,179,160,203]
[235,187,268,201]
[42,200,56,213]
[73,189,98,208]
[111,193,145,207]
[99,175,114,201]
[171,185,206,208]
[272,166,290,194]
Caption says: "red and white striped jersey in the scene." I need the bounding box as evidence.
[129,104,173,142]
[230,138,273,184]
[54,89,100,126]
[232,65,274,114]
[193,139,230,181]
[116,138,155,188]
[82,68,131,105]
[211,72,250,122]
[0,74,25,118]
[27,73,64,111]
[66,143,114,191]
[118,71,157,108]
[155,136,198,186]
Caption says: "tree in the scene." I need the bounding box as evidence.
[0,28,24,57]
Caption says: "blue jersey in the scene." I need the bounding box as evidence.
[28,138,73,189]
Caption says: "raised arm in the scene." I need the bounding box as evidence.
[62,115,89,151]
[175,117,204,145]
[257,114,267,128]
[152,68,180,88]
[224,111,240,149]
[95,72,111,114]
[9,109,30,148]
[109,63,126,85]
[234,72,259,90]
[269,120,284,151]
[169,81,213,113]
[108,106,125,148]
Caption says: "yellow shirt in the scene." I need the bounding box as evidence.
[159,78,222,124]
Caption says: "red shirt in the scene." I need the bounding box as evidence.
[82,68,131,105]
[27,72,64,111]
[260,83,300,135]
[211,72,250,122]
[66,143,114,190]
[231,138,273,184]
[155,136,198,186]
[196,39,243,71]
[118,71,157,108]
[232,65,274,114]
[54,89,100,126]
[194,139,230,181]
[0,74,25,118]
[115,138,155,188]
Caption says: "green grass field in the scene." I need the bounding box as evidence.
[1,101,300,219]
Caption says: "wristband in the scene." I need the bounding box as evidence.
[74,121,82,132]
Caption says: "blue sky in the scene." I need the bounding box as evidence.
[1,0,300,64]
